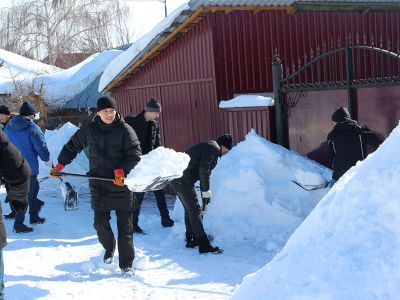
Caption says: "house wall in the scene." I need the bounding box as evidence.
[112,14,275,151]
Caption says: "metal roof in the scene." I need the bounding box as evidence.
[102,0,400,92]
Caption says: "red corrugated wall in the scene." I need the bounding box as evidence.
[112,13,274,151]
[212,10,400,100]
[111,9,399,159]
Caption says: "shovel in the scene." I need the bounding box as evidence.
[52,171,177,192]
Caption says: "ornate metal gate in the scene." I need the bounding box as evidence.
[272,36,400,147]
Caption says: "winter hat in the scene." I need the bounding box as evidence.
[19,102,37,116]
[145,97,162,112]
[217,134,233,150]
[97,96,117,111]
[0,105,11,115]
[332,106,351,122]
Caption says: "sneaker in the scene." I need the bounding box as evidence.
[185,232,199,248]
[14,224,34,233]
[103,240,116,264]
[121,267,135,277]
[161,217,174,227]
[134,225,145,234]
[4,211,16,219]
[30,216,46,225]
[199,245,223,254]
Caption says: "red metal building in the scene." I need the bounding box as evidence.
[102,0,400,167]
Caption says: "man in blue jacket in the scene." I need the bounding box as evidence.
[4,102,51,233]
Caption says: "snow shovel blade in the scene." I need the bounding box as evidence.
[131,175,178,192]
[59,181,78,211]
[292,180,330,191]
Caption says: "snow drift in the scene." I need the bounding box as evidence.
[231,125,400,300]
[173,130,332,252]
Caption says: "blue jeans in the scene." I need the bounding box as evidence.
[15,176,39,227]
[0,249,4,300]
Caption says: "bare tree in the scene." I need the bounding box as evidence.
[0,0,134,64]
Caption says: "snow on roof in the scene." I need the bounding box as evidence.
[98,3,190,93]
[231,125,400,299]
[0,48,121,107]
[0,48,61,95]
[36,49,122,107]
[219,95,274,108]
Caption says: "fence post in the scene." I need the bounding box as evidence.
[346,46,357,120]
[272,55,287,147]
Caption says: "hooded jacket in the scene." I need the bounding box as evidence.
[4,115,49,175]
[327,108,382,180]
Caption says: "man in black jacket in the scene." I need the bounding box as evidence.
[170,134,233,254]
[51,96,141,276]
[0,130,31,297]
[327,106,382,185]
[125,97,174,234]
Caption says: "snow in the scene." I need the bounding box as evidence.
[0,49,61,95]
[219,95,274,108]
[98,3,190,92]
[0,49,121,106]
[1,123,337,299]
[231,125,400,300]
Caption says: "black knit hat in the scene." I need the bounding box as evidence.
[332,106,350,122]
[19,102,37,116]
[0,105,11,115]
[97,96,117,111]
[217,134,233,150]
[145,97,162,112]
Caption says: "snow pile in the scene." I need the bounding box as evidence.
[174,130,332,252]
[126,146,190,191]
[219,95,273,108]
[98,3,189,92]
[231,126,400,300]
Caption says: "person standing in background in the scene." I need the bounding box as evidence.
[4,102,50,233]
[125,97,174,234]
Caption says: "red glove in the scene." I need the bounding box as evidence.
[113,169,125,186]
[50,163,64,178]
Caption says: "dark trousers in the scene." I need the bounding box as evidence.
[93,210,134,269]
[132,189,170,226]
[14,175,39,227]
[170,178,206,239]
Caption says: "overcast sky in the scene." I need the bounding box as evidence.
[0,0,187,41]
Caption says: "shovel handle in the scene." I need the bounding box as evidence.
[52,172,114,182]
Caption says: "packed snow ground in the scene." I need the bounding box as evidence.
[1,124,332,299]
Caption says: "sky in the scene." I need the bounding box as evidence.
[0,0,188,41]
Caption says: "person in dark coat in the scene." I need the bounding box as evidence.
[327,106,382,185]
[170,134,233,254]
[0,105,12,129]
[125,97,174,234]
[4,102,50,232]
[51,96,141,276]
[0,130,31,298]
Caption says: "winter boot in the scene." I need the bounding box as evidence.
[185,232,199,248]
[4,211,16,219]
[30,216,46,225]
[121,267,135,277]
[198,235,223,254]
[134,225,145,234]
[37,199,45,213]
[161,217,174,227]
[13,224,34,233]
[103,239,116,264]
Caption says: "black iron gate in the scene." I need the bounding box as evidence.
[272,38,400,147]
